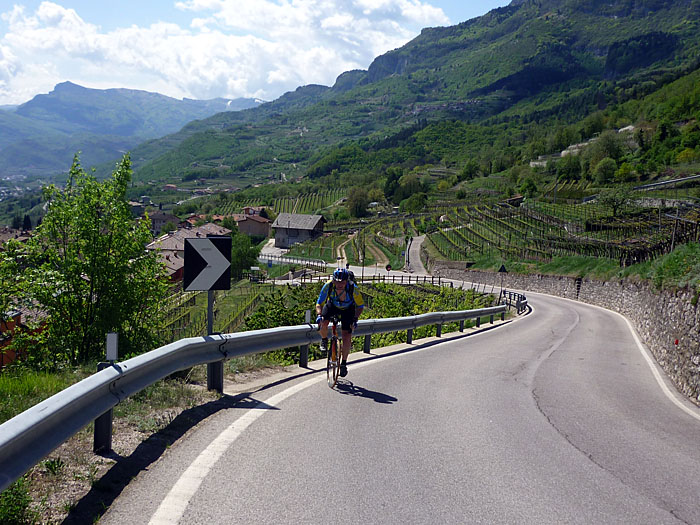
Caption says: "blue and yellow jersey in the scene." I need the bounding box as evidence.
[316,280,365,310]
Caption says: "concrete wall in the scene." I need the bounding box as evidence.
[430,259,700,406]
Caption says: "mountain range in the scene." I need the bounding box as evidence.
[0,82,262,178]
[2,0,700,193]
[123,0,700,188]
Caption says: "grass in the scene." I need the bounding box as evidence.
[0,368,90,425]
[113,365,214,423]
[0,476,37,525]
[646,242,700,290]
[226,353,283,374]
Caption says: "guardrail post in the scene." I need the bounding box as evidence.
[459,320,464,332]
[207,290,224,393]
[476,317,481,327]
[501,311,505,321]
[94,333,118,453]
[364,334,371,353]
[407,329,413,344]
[94,362,113,454]
[299,310,310,367]
[490,314,494,324]
[436,324,442,337]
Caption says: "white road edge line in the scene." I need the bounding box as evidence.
[149,373,323,525]
[617,312,700,422]
[148,338,451,524]
[525,289,700,423]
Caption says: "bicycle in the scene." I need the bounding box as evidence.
[319,314,341,389]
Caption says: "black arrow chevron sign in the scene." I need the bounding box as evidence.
[183,236,232,291]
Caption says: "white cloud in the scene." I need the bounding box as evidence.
[0,0,449,105]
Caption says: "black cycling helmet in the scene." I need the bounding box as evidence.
[333,268,349,281]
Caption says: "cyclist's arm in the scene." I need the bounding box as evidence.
[316,282,330,316]
[352,285,365,319]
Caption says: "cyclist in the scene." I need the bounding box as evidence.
[316,268,364,377]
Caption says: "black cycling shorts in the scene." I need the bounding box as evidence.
[321,303,356,333]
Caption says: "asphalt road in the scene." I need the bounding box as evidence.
[101,291,700,524]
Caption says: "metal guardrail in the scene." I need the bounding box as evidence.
[500,289,529,314]
[259,254,328,271]
[0,304,507,493]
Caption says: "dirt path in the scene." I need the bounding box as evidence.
[365,236,389,266]
[335,233,355,266]
[335,232,389,267]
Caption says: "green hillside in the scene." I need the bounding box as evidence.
[0,82,261,178]
[123,0,700,190]
[3,0,700,226]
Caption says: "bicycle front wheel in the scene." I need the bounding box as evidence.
[326,337,340,388]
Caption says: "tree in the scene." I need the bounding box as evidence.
[221,217,240,234]
[594,157,617,184]
[557,153,581,181]
[0,240,23,330]
[383,167,403,201]
[367,187,385,203]
[581,130,625,172]
[230,233,261,278]
[598,186,633,217]
[399,192,427,213]
[21,155,169,365]
[519,178,538,198]
[346,187,370,217]
[676,148,697,164]
[460,159,480,180]
[614,162,636,182]
[22,215,32,231]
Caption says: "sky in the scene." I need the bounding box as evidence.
[0,0,511,106]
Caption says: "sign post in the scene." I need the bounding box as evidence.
[498,264,507,303]
[184,237,232,393]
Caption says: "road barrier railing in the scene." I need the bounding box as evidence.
[500,289,529,314]
[0,304,508,493]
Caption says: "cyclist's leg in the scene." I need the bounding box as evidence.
[339,305,356,363]
[319,304,333,338]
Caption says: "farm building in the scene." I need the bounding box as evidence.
[271,213,326,248]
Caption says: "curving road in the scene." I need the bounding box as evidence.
[101,291,700,524]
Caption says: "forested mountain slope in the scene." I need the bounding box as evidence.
[127,0,700,186]
[0,82,261,177]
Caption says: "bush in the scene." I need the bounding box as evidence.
[594,157,617,184]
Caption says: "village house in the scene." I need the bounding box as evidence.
[146,223,231,282]
[1,310,28,370]
[271,213,326,248]
[233,207,271,238]
[147,211,181,236]
[129,201,145,217]
[0,307,45,370]
[234,213,271,237]
[160,251,185,282]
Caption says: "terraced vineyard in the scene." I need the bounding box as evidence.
[217,189,345,216]
[426,202,700,266]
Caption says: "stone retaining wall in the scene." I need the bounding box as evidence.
[430,260,700,405]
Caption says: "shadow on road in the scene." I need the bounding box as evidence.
[335,381,398,404]
[62,394,257,524]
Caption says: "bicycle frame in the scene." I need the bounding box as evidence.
[325,315,341,389]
